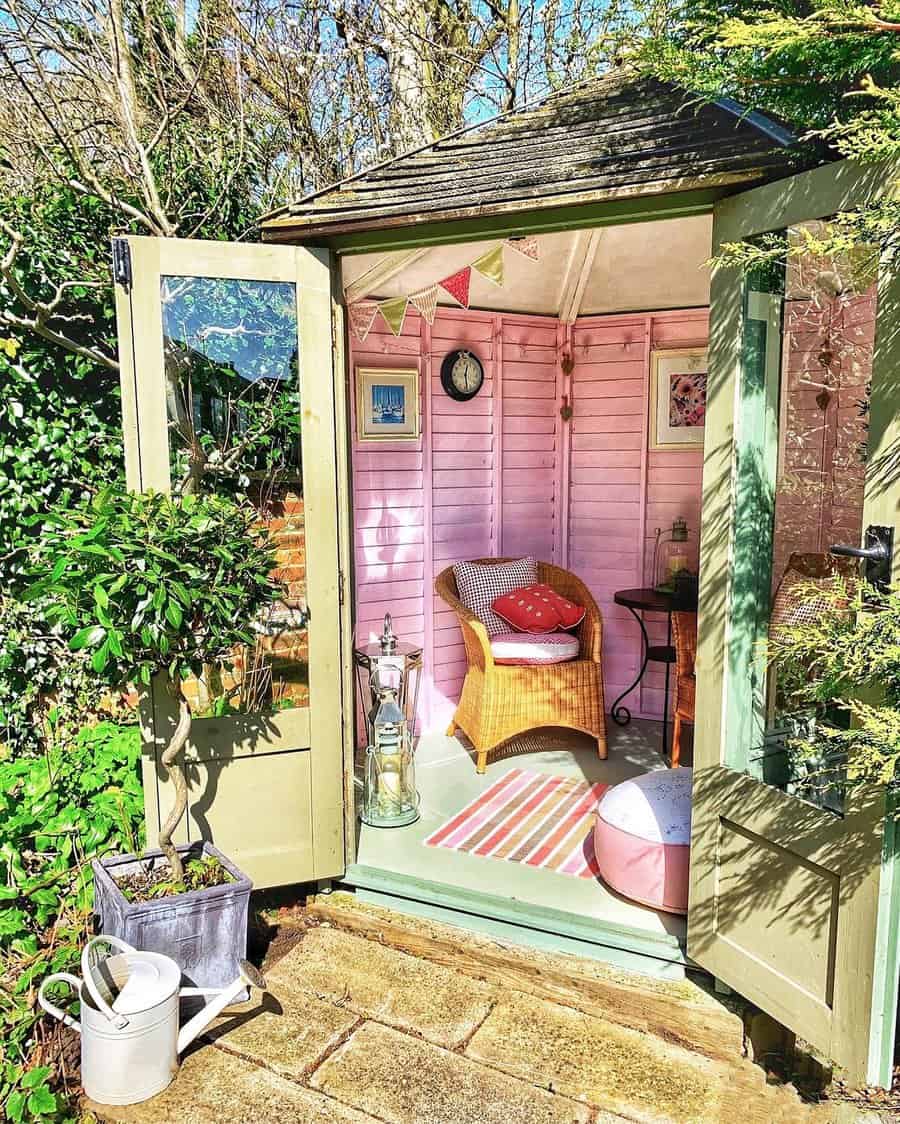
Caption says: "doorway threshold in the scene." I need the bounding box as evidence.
[339,863,691,980]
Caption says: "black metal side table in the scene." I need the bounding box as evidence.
[611,587,697,760]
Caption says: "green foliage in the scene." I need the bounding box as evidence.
[768,579,900,792]
[0,598,106,760]
[119,856,235,904]
[640,0,900,145]
[27,489,279,691]
[0,723,143,955]
[0,721,143,1124]
[635,0,900,270]
[0,346,122,591]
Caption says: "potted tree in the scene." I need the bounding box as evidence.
[27,487,279,987]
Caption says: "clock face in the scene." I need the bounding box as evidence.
[441,349,484,401]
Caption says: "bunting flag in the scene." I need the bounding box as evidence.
[439,266,471,308]
[378,295,409,336]
[348,238,539,320]
[472,245,504,288]
[506,235,540,262]
[348,300,379,343]
[409,284,439,325]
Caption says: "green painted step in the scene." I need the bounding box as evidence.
[339,863,691,981]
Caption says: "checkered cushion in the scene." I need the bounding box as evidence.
[453,557,538,637]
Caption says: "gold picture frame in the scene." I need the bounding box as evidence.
[650,347,708,450]
[355,367,420,442]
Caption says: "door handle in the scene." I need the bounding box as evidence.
[829,525,893,593]
[830,541,891,563]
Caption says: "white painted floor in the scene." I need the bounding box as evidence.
[354,721,687,943]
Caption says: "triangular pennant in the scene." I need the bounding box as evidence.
[348,300,379,343]
[506,235,540,262]
[472,245,504,287]
[439,266,471,308]
[378,295,409,336]
[409,284,439,325]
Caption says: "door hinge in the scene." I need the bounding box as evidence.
[338,568,346,607]
[111,237,132,291]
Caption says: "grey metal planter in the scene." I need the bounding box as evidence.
[92,841,252,990]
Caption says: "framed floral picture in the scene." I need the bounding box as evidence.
[650,347,708,450]
[356,367,419,442]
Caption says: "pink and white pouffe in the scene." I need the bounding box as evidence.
[593,768,693,915]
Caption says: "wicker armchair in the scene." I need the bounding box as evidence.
[435,558,607,774]
[671,611,697,768]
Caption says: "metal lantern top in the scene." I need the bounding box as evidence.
[353,614,424,747]
[354,613,423,666]
[654,517,693,593]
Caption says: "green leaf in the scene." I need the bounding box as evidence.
[20,1067,51,1090]
[5,1090,25,1122]
[92,638,111,673]
[26,1086,57,1115]
[70,625,106,651]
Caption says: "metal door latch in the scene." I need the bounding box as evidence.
[830,524,894,592]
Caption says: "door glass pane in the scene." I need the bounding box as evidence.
[727,223,877,812]
[161,276,306,719]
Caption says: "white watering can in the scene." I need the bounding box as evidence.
[38,936,266,1106]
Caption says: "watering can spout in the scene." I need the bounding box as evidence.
[176,960,266,1055]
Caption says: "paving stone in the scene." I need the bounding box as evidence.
[464,991,812,1124]
[310,1020,592,1124]
[202,976,359,1080]
[268,926,495,1048]
[86,1045,378,1124]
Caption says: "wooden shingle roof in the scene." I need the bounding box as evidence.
[263,76,816,244]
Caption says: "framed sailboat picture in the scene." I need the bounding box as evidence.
[356,367,420,442]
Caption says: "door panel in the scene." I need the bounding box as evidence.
[691,158,900,1087]
[114,236,346,887]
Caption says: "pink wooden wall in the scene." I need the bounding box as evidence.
[350,305,708,737]
[568,311,707,721]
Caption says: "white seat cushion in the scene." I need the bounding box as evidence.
[453,557,537,637]
[597,768,693,845]
[490,631,579,666]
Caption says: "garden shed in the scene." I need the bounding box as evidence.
[112,75,900,1087]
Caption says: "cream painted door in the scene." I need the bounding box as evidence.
[113,237,350,888]
[691,157,900,1088]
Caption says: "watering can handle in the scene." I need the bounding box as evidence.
[82,935,136,1029]
[38,973,82,1033]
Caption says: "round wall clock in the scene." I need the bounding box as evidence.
[440,349,484,402]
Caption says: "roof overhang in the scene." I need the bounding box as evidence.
[264,179,754,254]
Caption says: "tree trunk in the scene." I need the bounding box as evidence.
[158,680,191,882]
[381,0,433,152]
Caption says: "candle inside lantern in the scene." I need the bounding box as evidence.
[361,679,420,827]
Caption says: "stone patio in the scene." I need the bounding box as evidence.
[87,895,888,1124]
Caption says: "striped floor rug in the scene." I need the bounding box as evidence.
[424,767,607,879]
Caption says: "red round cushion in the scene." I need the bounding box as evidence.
[492,583,584,634]
[527,584,585,630]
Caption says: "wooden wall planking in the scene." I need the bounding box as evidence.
[558,308,707,722]
[637,311,708,719]
[350,304,708,734]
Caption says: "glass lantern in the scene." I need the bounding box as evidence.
[360,672,420,828]
[653,517,692,592]
[353,614,423,745]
